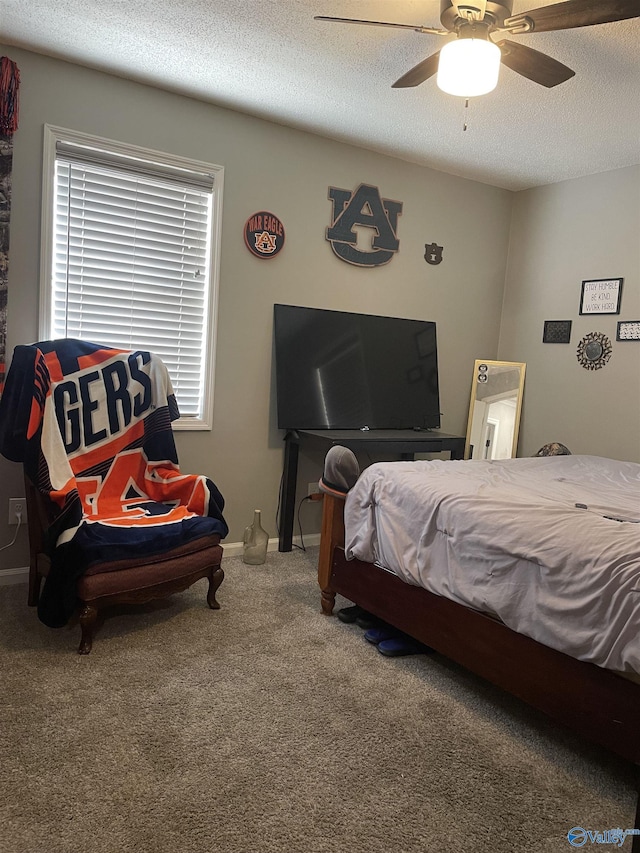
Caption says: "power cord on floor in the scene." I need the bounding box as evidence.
[275,471,321,552]
[275,469,283,535]
[293,494,316,552]
[0,509,22,551]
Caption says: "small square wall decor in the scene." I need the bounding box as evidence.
[617,321,640,341]
[543,320,572,344]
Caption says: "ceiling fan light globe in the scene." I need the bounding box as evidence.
[437,38,501,97]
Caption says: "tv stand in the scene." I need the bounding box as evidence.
[279,428,465,552]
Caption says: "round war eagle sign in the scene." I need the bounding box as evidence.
[244,211,285,259]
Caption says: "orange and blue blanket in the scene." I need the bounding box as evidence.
[0,339,228,627]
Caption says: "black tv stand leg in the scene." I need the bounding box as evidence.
[279,431,299,551]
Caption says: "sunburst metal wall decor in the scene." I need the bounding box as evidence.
[576,332,612,370]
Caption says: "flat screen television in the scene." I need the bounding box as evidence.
[273,304,440,430]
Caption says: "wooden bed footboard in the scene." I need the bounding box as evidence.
[317,492,640,836]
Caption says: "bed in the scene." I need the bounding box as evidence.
[317,454,640,842]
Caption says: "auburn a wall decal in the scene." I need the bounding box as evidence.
[326,184,402,267]
[244,211,285,259]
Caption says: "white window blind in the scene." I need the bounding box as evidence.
[42,127,223,429]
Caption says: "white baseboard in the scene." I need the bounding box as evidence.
[223,534,320,557]
[0,566,29,585]
[0,535,320,584]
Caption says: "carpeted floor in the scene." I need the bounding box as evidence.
[0,546,637,853]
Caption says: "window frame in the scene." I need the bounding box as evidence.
[40,124,224,431]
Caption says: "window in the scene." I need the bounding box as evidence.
[40,125,224,429]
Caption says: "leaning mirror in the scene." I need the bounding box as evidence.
[464,360,526,460]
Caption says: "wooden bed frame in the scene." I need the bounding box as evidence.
[318,492,640,845]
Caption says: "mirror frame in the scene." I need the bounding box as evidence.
[464,360,526,461]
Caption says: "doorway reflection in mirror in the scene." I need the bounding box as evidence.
[464,360,526,461]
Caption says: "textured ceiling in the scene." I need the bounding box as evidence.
[2,0,639,190]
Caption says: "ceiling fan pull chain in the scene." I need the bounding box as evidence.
[463,98,470,132]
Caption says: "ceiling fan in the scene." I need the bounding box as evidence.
[315,1,640,97]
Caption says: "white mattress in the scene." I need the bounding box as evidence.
[344,455,640,675]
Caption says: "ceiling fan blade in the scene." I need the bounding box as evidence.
[497,40,575,87]
[505,0,640,33]
[313,16,447,35]
[392,52,441,88]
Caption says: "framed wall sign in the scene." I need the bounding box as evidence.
[579,278,623,315]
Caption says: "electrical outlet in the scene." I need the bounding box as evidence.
[8,498,26,525]
[307,482,320,496]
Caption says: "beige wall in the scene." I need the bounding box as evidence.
[500,167,640,460]
[0,45,513,566]
[1,46,638,573]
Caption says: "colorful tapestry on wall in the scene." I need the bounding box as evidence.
[0,57,21,397]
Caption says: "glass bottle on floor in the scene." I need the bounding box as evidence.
[243,509,269,565]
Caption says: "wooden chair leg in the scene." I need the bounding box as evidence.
[207,566,224,610]
[78,604,98,655]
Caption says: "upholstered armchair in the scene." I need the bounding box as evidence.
[0,339,228,654]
